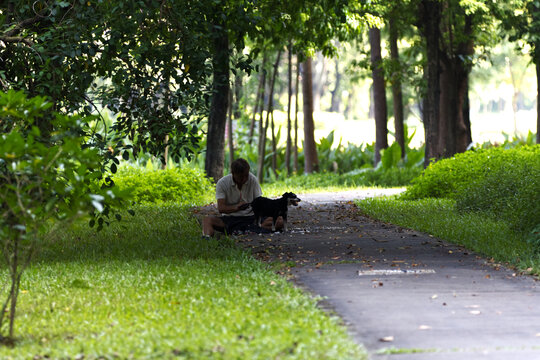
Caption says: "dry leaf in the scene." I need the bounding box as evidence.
[418,325,432,330]
[469,310,481,315]
[380,336,394,342]
[431,294,438,299]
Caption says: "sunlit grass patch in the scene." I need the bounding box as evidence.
[1,205,365,359]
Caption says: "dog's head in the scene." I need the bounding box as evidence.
[282,192,301,206]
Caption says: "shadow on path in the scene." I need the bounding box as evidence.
[235,190,540,360]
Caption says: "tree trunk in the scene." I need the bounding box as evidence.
[330,59,342,113]
[257,51,281,183]
[369,27,388,165]
[438,13,473,157]
[227,87,234,166]
[537,61,540,144]
[294,56,300,173]
[286,44,293,176]
[508,56,519,136]
[250,55,267,145]
[312,53,327,112]
[233,72,243,120]
[205,23,229,182]
[302,57,319,173]
[270,51,282,177]
[389,18,405,159]
[421,0,441,167]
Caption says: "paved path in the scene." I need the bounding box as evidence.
[236,190,540,360]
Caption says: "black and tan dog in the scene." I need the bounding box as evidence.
[251,192,301,232]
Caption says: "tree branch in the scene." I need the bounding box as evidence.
[3,8,50,37]
[0,36,33,47]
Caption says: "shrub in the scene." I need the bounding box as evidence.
[114,166,214,206]
[402,145,540,234]
[402,146,540,200]
[454,149,540,233]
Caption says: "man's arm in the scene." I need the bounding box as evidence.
[217,198,249,214]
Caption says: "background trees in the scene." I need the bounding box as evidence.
[3,0,536,178]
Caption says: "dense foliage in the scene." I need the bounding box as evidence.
[114,167,213,206]
[402,145,540,234]
[0,90,126,339]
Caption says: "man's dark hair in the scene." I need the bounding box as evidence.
[231,158,250,174]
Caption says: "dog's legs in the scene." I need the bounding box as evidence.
[282,214,288,232]
[256,216,262,227]
[271,217,276,232]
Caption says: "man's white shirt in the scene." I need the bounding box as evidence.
[215,173,262,216]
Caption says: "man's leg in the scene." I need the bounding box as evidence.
[202,216,226,237]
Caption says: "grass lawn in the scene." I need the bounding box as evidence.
[1,205,365,359]
[357,197,540,275]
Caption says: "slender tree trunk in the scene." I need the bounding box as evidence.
[270,51,282,177]
[286,44,293,176]
[256,58,268,183]
[257,51,281,182]
[330,59,342,113]
[249,56,267,144]
[369,27,388,165]
[508,56,519,136]
[205,23,229,182]
[312,53,327,112]
[302,57,319,173]
[462,77,472,148]
[537,61,540,144]
[227,87,234,166]
[389,18,405,159]
[270,111,277,176]
[421,0,441,167]
[233,72,242,120]
[9,238,19,339]
[294,56,300,173]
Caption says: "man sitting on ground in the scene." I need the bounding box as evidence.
[202,158,282,237]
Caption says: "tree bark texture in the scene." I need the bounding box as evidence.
[205,23,229,182]
[369,27,388,165]
[389,18,405,159]
[438,12,473,157]
[421,0,441,167]
[302,57,319,173]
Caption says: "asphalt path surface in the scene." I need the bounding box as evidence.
[235,190,540,360]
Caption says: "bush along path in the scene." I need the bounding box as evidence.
[235,190,540,360]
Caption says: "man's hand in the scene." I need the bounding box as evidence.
[237,202,250,211]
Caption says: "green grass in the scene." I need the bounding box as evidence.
[357,197,539,273]
[1,205,365,359]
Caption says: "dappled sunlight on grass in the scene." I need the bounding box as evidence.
[0,205,365,359]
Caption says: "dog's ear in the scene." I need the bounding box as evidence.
[282,192,289,197]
